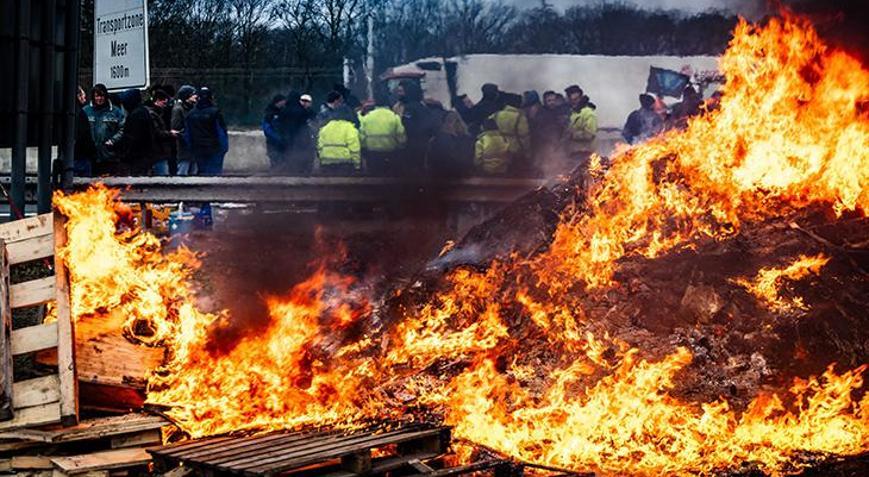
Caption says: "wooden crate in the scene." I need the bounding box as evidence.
[0,213,77,430]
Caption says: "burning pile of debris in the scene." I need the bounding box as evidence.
[7,11,867,477]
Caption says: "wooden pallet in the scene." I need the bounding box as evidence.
[149,424,452,477]
[0,213,77,430]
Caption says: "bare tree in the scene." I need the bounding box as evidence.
[442,0,516,54]
[316,0,366,64]
[272,0,319,69]
[228,0,275,115]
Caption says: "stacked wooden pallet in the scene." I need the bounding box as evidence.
[0,413,168,476]
[0,213,76,430]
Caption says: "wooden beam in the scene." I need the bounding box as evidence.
[10,322,58,355]
[10,276,56,308]
[9,455,53,470]
[111,429,163,449]
[0,243,12,422]
[12,375,60,409]
[53,212,77,426]
[5,233,55,265]
[0,413,167,444]
[50,447,152,475]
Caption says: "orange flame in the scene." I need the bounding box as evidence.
[52,12,868,477]
[733,253,830,312]
[540,15,868,290]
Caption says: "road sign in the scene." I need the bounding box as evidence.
[93,0,149,91]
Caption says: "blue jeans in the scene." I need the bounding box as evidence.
[151,159,170,176]
[196,153,225,176]
[177,159,197,176]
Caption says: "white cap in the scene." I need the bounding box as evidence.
[300,94,313,102]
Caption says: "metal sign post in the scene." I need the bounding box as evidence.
[93,0,149,91]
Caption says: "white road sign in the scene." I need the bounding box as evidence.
[93,0,149,91]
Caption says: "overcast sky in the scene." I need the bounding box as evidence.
[506,0,768,18]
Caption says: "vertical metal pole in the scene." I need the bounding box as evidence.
[60,0,81,191]
[366,14,374,100]
[38,0,58,214]
[11,0,32,216]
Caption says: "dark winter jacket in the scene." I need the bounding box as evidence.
[146,103,175,160]
[263,95,286,150]
[83,100,125,163]
[277,92,316,148]
[117,105,152,169]
[172,99,195,161]
[185,99,228,156]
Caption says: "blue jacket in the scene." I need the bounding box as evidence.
[83,101,125,163]
[262,105,284,150]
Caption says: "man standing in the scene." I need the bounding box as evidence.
[564,85,598,168]
[145,89,180,175]
[532,91,568,170]
[83,83,125,175]
[172,85,198,175]
[395,80,437,175]
[359,93,406,175]
[185,87,228,176]
[623,93,663,145]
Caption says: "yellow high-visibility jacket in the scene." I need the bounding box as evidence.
[474,130,511,175]
[360,107,406,152]
[317,120,361,167]
[490,106,530,155]
[566,106,598,153]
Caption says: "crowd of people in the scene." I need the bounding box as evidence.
[72,79,710,178]
[261,81,601,178]
[75,83,228,177]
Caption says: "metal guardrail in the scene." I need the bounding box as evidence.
[65,176,548,204]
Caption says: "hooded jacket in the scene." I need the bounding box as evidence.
[489,105,530,156]
[359,107,406,153]
[317,119,361,167]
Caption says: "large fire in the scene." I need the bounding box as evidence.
[52,13,867,477]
